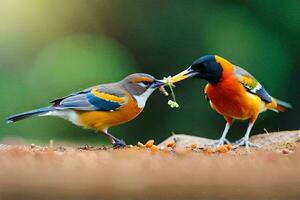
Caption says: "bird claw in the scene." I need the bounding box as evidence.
[113,139,127,149]
[223,138,231,145]
[209,138,231,148]
[233,138,260,149]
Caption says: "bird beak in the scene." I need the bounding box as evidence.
[151,79,166,88]
[171,67,198,83]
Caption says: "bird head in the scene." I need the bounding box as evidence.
[172,55,232,84]
[121,73,165,108]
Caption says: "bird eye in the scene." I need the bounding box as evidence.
[143,81,151,85]
[137,81,151,88]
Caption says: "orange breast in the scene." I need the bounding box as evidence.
[205,75,262,121]
[76,94,142,132]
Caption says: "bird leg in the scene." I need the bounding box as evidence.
[103,131,127,148]
[210,122,231,147]
[234,123,260,149]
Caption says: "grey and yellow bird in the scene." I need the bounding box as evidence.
[7,73,165,147]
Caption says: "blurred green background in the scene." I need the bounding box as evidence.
[0,0,299,145]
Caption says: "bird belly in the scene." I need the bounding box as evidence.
[76,105,142,132]
[43,110,83,126]
[206,82,262,120]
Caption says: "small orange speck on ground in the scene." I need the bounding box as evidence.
[166,140,176,148]
[145,139,154,148]
[150,145,159,153]
[202,147,215,154]
[216,145,229,153]
[224,144,233,150]
[190,144,197,149]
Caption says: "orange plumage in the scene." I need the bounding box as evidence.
[171,55,291,148]
[77,92,142,131]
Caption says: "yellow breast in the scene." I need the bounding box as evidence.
[77,94,142,132]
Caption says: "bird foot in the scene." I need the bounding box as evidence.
[233,138,260,149]
[113,139,127,149]
[209,138,231,148]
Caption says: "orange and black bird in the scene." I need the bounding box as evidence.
[7,73,165,147]
[171,55,291,148]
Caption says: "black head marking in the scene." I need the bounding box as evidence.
[191,55,216,66]
[190,55,223,84]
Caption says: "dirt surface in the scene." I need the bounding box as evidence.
[0,131,300,200]
[159,130,300,149]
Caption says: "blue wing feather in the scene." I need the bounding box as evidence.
[86,92,121,111]
[53,85,126,111]
[254,87,272,103]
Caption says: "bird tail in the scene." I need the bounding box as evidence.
[275,99,292,112]
[7,107,52,123]
[269,98,292,112]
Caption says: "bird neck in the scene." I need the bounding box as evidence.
[132,88,155,108]
[213,56,235,84]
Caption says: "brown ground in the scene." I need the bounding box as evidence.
[0,130,300,200]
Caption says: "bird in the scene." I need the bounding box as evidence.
[7,73,165,148]
[171,55,292,148]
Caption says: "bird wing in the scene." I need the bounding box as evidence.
[50,87,94,105]
[51,84,128,111]
[234,66,272,103]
